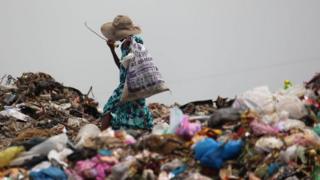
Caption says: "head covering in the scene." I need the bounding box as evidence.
[101,15,141,41]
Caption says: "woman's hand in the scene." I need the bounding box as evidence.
[106,39,116,49]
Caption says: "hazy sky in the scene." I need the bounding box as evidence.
[0,0,319,106]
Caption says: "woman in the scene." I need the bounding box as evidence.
[100,15,153,130]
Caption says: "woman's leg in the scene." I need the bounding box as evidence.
[100,113,112,130]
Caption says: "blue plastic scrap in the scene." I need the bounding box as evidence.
[194,138,243,169]
[267,163,281,176]
[98,149,112,156]
[171,165,187,177]
[29,166,67,180]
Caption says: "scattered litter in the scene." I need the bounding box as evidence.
[0,72,319,179]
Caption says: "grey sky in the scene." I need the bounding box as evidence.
[0,0,319,107]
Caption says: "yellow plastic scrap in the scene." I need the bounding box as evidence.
[0,146,25,168]
[284,80,293,90]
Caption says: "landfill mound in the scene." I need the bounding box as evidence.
[0,72,320,179]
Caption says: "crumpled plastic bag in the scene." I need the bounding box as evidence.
[275,95,307,119]
[75,124,101,148]
[0,107,33,122]
[29,166,67,180]
[273,119,306,132]
[10,133,68,166]
[0,146,25,168]
[175,116,201,140]
[279,145,306,164]
[152,122,170,135]
[30,161,51,172]
[48,148,73,167]
[194,138,243,169]
[255,137,283,153]
[278,84,307,98]
[208,108,241,128]
[168,106,184,134]
[237,86,275,114]
[250,120,279,135]
[284,129,320,146]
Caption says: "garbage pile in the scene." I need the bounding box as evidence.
[0,72,101,150]
[1,72,320,180]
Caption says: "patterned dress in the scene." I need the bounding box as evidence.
[103,36,153,130]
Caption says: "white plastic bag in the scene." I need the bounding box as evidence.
[152,122,170,135]
[0,108,33,122]
[120,38,169,102]
[75,124,101,148]
[274,119,306,132]
[275,95,307,119]
[255,137,283,153]
[238,86,275,114]
[10,133,69,166]
[167,106,184,134]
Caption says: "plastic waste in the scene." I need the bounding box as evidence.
[16,137,46,151]
[0,146,25,168]
[274,119,305,132]
[194,138,243,169]
[168,165,187,179]
[284,129,320,146]
[75,124,101,148]
[31,161,51,172]
[208,108,241,128]
[161,159,183,172]
[48,148,73,167]
[152,122,170,135]
[279,145,306,164]
[74,155,117,180]
[0,107,33,122]
[168,106,184,134]
[175,116,201,140]
[238,86,275,114]
[275,95,307,119]
[29,166,68,180]
[279,84,307,97]
[283,80,293,90]
[255,137,283,153]
[20,155,48,169]
[250,120,279,135]
[267,163,281,176]
[10,133,68,166]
